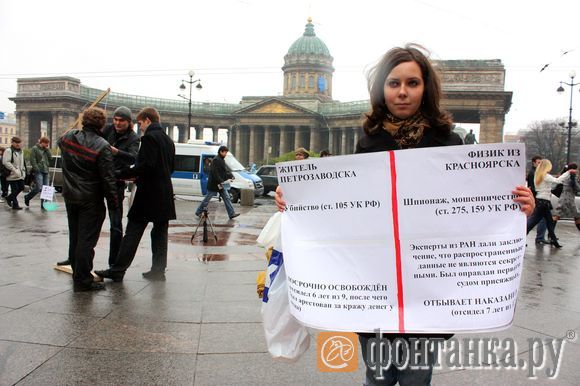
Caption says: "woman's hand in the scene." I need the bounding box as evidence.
[512,185,535,216]
[275,186,286,212]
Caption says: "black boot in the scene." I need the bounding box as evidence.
[576,223,580,232]
[551,239,563,249]
[94,269,124,282]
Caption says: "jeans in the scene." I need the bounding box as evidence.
[107,184,126,266]
[535,218,547,241]
[109,219,169,274]
[25,172,49,204]
[0,175,7,197]
[527,200,558,241]
[65,200,106,286]
[359,335,434,386]
[7,180,24,207]
[195,188,235,218]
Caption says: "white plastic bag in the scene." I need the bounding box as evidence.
[259,213,310,361]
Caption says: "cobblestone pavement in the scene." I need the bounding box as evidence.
[0,194,578,385]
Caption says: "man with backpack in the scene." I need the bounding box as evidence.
[2,137,26,210]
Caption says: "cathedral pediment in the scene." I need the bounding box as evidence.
[235,97,316,116]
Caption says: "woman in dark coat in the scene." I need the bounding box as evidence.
[275,44,535,385]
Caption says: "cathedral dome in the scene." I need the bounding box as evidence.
[287,18,331,57]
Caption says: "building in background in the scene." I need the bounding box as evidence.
[0,113,17,146]
[9,19,512,166]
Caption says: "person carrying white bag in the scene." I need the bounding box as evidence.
[257,212,310,361]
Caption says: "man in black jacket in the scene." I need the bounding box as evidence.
[101,106,140,266]
[58,107,118,292]
[96,107,175,282]
[195,145,239,219]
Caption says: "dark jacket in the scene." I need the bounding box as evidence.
[29,143,53,174]
[58,127,118,209]
[207,155,232,192]
[526,167,537,197]
[120,122,176,222]
[356,126,462,341]
[101,124,140,181]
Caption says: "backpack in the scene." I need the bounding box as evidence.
[0,150,13,177]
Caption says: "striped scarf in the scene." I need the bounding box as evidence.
[383,112,429,149]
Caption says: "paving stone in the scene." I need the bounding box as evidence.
[0,283,64,308]
[204,284,258,301]
[201,300,262,323]
[0,340,62,385]
[0,308,100,346]
[198,322,266,354]
[17,347,196,385]
[21,290,115,317]
[107,298,203,324]
[207,270,260,285]
[69,318,200,354]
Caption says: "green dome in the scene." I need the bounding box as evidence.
[287,19,331,57]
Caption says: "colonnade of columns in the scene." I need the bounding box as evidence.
[229,125,364,167]
[164,125,227,144]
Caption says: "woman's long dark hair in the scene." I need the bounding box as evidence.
[362,44,453,135]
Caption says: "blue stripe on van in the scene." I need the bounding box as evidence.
[172,171,201,180]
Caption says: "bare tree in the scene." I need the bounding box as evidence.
[521,119,579,172]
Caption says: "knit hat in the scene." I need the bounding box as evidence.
[113,106,132,121]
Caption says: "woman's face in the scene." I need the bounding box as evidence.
[384,60,425,119]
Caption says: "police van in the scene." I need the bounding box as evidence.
[173,140,264,202]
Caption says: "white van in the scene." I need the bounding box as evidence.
[173,140,264,202]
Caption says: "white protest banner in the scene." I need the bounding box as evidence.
[40,185,55,201]
[278,143,526,333]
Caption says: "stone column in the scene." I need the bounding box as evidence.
[177,124,188,143]
[309,127,319,153]
[341,128,348,155]
[229,126,236,153]
[353,128,360,151]
[212,127,219,143]
[479,111,504,144]
[279,127,287,154]
[328,128,335,154]
[249,126,257,165]
[294,127,302,150]
[263,126,271,162]
[195,124,203,140]
[235,126,243,163]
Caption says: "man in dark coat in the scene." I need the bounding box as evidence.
[58,107,118,292]
[96,107,175,282]
[195,145,239,219]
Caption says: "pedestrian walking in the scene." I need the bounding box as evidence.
[96,107,176,282]
[526,159,576,248]
[464,129,478,144]
[526,155,548,244]
[195,145,240,220]
[553,163,580,232]
[24,136,52,210]
[2,137,26,210]
[0,147,9,201]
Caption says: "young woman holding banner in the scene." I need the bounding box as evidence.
[275,44,535,385]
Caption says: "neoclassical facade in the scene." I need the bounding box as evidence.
[10,19,512,166]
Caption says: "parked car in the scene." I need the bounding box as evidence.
[256,165,278,195]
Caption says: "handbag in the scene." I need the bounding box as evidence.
[551,183,563,198]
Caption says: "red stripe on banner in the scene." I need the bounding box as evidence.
[389,151,405,333]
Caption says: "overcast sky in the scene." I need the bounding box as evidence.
[1,0,579,136]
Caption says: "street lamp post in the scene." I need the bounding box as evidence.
[179,70,202,142]
[557,70,579,165]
